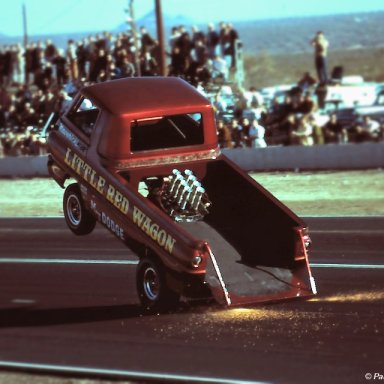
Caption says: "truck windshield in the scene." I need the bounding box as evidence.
[131,113,204,152]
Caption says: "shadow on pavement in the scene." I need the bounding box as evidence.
[0,301,215,328]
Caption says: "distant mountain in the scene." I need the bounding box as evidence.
[128,11,195,32]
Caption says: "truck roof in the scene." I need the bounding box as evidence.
[81,77,211,116]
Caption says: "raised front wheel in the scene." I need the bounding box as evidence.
[63,183,96,235]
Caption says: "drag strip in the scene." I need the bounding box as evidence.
[0,217,383,384]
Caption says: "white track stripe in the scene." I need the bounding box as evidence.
[0,258,138,265]
[311,263,384,269]
[1,259,383,270]
[0,361,266,384]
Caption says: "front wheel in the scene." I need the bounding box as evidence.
[63,183,96,235]
[136,256,180,313]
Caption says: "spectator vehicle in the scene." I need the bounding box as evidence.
[326,89,384,131]
[46,77,316,311]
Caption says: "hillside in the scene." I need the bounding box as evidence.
[236,12,384,55]
[243,47,384,88]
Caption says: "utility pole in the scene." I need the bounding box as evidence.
[22,3,28,49]
[155,0,166,76]
[22,2,28,85]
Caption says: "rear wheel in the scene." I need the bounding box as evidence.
[63,183,96,235]
[136,256,180,313]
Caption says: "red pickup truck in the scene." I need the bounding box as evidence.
[47,77,316,312]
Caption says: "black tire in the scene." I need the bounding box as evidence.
[63,183,96,235]
[136,256,180,313]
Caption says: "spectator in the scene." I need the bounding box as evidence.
[272,113,297,146]
[191,26,205,49]
[89,48,107,82]
[140,26,156,56]
[230,118,244,148]
[219,22,228,57]
[217,119,232,148]
[120,56,136,78]
[296,92,316,115]
[297,71,317,92]
[354,115,381,142]
[212,93,227,119]
[212,54,228,81]
[206,23,220,59]
[311,31,329,84]
[66,39,78,81]
[169,26,181,51]
[248,118,267,148]
[52,49,67,86]
[323,112,348,143]
[44,39,57,64]
[176,27,193,74]
[191,39,207,66]
[140,52,158,76]
[226,23,240,68]
[14,44,25,84]
[0,22,245,155]
[76,41,88,80]
[291,115,314,146]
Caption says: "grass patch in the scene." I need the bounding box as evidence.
[0,170,383,217]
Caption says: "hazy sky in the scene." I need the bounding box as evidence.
[1,0,384,36]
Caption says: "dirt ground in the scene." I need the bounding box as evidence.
[0,170,383,217]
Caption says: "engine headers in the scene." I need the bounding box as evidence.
[161,169,211,222]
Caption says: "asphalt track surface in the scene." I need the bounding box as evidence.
[0,217,383,384]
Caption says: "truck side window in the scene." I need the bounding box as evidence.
[67,98,100,137]
[131,113,204,152]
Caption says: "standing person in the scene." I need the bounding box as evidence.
[76,41,88,80]
[311,31,329,84]
[226,23,239,69]
[44,39,57,64]
[354,115,381,142]
[66,39,78,81]
[248,118,267,148]
[89,48,107,82]
[206,23,219,59]
[53,49,67,86]
[322,112,348,143]
[216,119,232,148]
[140,26,156,56]
[230,119,244,148]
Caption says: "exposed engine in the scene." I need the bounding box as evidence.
[145,169,211,222]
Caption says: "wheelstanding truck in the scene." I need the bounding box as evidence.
[47,77,317,311]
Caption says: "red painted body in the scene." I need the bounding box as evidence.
[47,77,316,307]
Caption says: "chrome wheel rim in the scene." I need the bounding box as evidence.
[143,267,159,301]
[67,194,82,226]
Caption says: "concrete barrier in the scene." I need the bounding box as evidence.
[0,142,383,177]
[0,155,49,177]
[223,142,384,171]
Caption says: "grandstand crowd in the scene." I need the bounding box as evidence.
[0,23,383,157]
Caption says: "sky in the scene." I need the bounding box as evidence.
[1,0,384,37]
